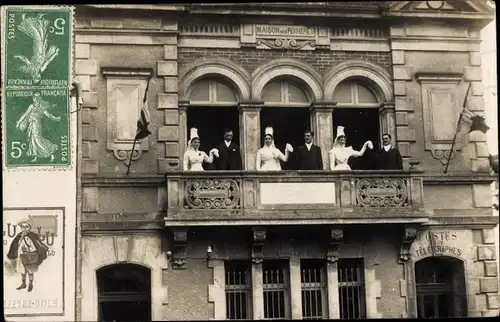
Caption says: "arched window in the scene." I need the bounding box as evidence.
[97,264,151,322]
[332,79,382,170]
[260,79,312,170]
[415,257,467,318]
[186,78,241,170]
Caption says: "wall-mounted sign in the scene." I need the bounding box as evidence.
[3,207,65,316]
[255,24,316,38]
[410,229,471,261]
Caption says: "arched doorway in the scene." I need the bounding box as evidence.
[260,78,312,170]
[97,263,152,322]
[332,78,382,170]
[415,257,467,318]
[186,78,241,170]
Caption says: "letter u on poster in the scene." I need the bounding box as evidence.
[3,207,65,316]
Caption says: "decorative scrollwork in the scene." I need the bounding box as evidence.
[256,38,316,50]
[430,149,455,165]
[252,227,266,264]
[113,149,143,165]
[185,179,240,209]
[172,228,188,269]
[356,178,408,207]
[400,227,418,262]
[327,228,344,263]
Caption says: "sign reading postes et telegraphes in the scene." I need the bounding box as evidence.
[3,208,65,316]
[410,229,474,261]
[1,6,73,169]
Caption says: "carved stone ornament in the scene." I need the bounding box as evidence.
[251,227,266,264]
[356,178,408,207]
[113,149,143,166]
[327,228,344,263]
[256,38,316,50]
[430,149,456,165]
[172,228,188,269]
[400,227,418,261]
[185,179,240,209]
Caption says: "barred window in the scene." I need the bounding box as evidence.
[338,258,366,319]
[301,259,327,319]
[225,261,252,320]
[263,260,291,320]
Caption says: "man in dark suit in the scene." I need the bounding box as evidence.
[295,130,323,170]
[213,128,243,170]
[376,133,403,170]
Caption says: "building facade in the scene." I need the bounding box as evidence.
[74,2,499,321]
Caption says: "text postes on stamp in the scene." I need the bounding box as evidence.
[4,7,72,88]
[3,88,70,168]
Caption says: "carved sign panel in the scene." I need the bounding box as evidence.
[356,178,408,207]
[185,179,240,209]
[410,229,473,261]
[255,25,316,38]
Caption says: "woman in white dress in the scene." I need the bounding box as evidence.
[328,126,373,171]
[256,127,294,171]
[183,128,218,171]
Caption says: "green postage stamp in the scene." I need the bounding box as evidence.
[1,6,73,169]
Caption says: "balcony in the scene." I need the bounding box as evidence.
[164,170,428,227]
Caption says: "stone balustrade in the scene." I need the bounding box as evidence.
[165,170,427,224]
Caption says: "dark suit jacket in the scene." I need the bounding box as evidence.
[376,147,403,170]
[214,141,243,170]
[295,144,323,170]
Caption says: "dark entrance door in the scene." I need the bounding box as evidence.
[97,264,152,322]
[332,108,379,170]
[415,257,467,318]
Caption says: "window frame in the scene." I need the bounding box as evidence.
[262,79,312,108]
[262,260,292,320]
[224,260,253,320]
[300,259,328,320]
[337,258,367,320]
[333,80,382,109]
[188,78,240,107]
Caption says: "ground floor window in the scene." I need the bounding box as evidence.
[415,256,467,318]
[225,261,252,320]
[263,260,291,320]
[301,259,327,319]
[97,263,151,322]
[338,258,367,319]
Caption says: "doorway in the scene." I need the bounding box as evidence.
[187,106,240,169]
[415,257,467,318]
[332,108,379,170]
[260,107,311,170]
[97,264,152,322]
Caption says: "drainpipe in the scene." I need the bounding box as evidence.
[72,81,83,321]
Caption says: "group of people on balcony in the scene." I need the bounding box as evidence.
[183,125,403,172]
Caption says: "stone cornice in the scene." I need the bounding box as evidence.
[423,174,496,185]
[82,175,165,187]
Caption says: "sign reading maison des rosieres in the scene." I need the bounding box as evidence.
[255,24,316,38]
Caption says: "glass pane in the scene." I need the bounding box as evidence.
[357,83,378,104]
[189,79,210,101]
[262,81,283,102]
[100,301,151,322]
[97,264,150,294]
[332,81,353,103]
[287,82,309,103]
[216,81,237,102]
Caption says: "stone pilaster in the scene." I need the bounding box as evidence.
[75,41,99,174]
[157,22,180,173]
[239,101,264,170]
[391,44,415,170]
[311,102,336,170]
[289,258,303,319]
[379,102,397,150]
[475,228,500,316]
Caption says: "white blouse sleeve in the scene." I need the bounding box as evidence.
[183,151,190,171]
[256,149,262,170]
[203,152,213,164]
[328,149,336,170]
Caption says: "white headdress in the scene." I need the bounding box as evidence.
[264,127,276,148]
[334,126,346,147]
[188,128,199,150]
